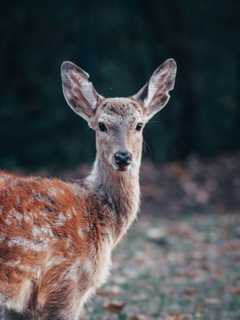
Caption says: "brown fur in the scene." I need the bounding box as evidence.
[0,59,176,319]
[0,172,114,319]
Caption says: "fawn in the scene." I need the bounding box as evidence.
[0,58,177,319]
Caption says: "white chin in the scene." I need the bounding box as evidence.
[112,163,130,172]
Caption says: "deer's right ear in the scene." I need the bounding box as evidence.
[133,59,177,120]
[61,61,103,122]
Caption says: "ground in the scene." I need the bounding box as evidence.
[86,212,240,320]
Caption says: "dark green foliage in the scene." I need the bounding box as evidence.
[0,1,239,170]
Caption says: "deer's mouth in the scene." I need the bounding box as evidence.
[111,161,131,172]
[116,163,130,172]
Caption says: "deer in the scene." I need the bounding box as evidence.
[0,58,177,320]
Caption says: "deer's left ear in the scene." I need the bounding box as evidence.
[133,59,177,120]
[61,61,103,122]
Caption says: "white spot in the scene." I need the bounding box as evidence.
[7,237,49,252]
[66,209,73,219]
[1,258,21,268]
[48,187,64,197]
[5,279,33,312]
[77,228,85,239]
[1,259,40,275]
[0,176,6,184]
[32,226,54,238]
[9,209,23,222]
[82,258,93,274]
[55,212,67,226]
[71,183,84,196]
[5,217,12,225]
[24,215,32,223]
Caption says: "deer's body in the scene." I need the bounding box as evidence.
[0,59,176,319]
[0,152,139,319]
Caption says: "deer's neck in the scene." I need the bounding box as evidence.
[87,157,140,244]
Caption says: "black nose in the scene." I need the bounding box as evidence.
[114,151,132,167]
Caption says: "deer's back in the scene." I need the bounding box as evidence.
[0,171,112,314]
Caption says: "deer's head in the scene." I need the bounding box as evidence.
[61,59,177,173]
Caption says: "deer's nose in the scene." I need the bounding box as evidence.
[114,151,132,168]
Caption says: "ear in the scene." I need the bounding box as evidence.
[133,59,177,120]
[61,61,103,122]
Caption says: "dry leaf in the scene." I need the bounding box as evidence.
[104,301,125,313]
[97,285,122,297]
[166,312,188,320]
[128,315,147,320]
[182,287,197,297]
[228,287,240,295]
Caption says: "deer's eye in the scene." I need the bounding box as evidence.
[98,122,107,132]
[136,123,143,131]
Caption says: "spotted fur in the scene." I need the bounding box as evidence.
[0,59,177,319]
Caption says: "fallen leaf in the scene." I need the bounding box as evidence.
[97,285,122,297]
[228,287,240,295]
[182,287,197,297]
[128,315,147,320]
[104,301,125,313]
[166,312,188,320]
[220,240,240,253]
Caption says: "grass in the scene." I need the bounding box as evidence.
[85,212,240,320]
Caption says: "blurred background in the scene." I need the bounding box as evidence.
[0,1,239,171]
[1,1,240,319]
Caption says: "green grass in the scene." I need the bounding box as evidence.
[85,213,240,320]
